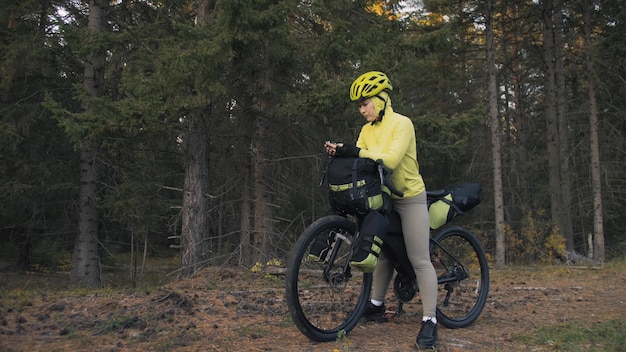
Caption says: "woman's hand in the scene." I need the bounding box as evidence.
[325,141,360,158]
[324,141,343,156]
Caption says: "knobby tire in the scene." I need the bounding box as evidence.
[285,215,372,342]
[431,226,490,328]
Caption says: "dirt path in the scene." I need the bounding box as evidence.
[1,265,625,351]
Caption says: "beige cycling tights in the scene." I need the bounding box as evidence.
[371,191,438,318]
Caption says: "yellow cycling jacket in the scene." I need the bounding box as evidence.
[356,105,425,198]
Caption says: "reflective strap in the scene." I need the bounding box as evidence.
[329,180,367,192]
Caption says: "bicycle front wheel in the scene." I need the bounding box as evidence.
[285,215,372,342]
[431,226,489,328]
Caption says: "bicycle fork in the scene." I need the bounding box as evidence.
[322,230,357,285]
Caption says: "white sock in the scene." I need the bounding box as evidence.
[423,316,437,324]
[371,299,383,307]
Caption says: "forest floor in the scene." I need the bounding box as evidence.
[1,262,625,352]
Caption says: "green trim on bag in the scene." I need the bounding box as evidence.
[325,157,384,215]
[329,179,367,192]
[368,193,384,211]
[328,184,383,212]
[429,194,453,229]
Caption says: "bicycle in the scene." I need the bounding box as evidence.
[284,189,489,342]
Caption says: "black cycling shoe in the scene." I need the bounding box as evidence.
[415,320,438,349]
[362,302,388,323]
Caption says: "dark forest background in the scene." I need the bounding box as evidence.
[1,0,624,288]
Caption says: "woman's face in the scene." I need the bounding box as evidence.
[358,98,378,123]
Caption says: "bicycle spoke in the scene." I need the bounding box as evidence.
[285,216,371,342]
[431,226,489,328]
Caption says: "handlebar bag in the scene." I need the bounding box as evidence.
[325,157,383,215]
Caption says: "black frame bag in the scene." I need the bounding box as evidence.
[325,157,383,216]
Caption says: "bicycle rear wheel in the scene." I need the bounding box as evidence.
[431,226,489,328]
[285,215,372,342]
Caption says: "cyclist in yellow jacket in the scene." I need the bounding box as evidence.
[324,71,438,349]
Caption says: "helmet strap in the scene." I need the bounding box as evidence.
[372,95,389,125]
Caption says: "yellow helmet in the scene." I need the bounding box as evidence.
[349,71,393,102]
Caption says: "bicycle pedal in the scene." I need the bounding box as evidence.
[383,308,397,320]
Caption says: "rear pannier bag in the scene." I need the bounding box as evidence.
[325,157,383,215]
[428,182,482,229]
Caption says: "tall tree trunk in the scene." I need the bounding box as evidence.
[239,168,252,266]
[542,0,564,238]
[180,109,211,277]
[486,0,506,268]
[71,145,100,287]
[508,1,531,213]
[70,0,105,288]
[238,106,255,267]
[554,0,574,250]
[582,4,604,263]
[15,229,31,271]
[251,99,274,264]
[178,0,215,278]
[511,60,530,211]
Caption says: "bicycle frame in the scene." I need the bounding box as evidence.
[285,212,489,342]
[322,230,353,285]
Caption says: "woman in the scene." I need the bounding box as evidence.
[324,71,438,349]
